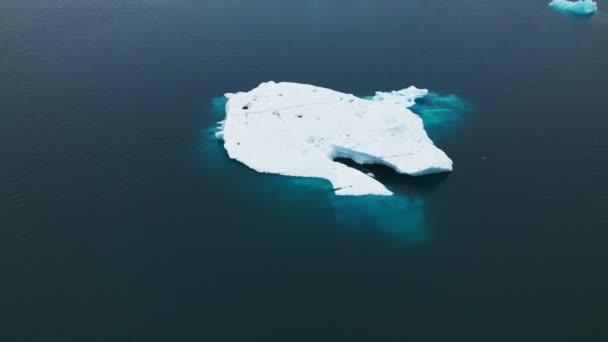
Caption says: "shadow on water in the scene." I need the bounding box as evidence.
[333,157,450,195]
[199,92,469,245]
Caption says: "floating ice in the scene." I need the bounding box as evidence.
[549,0,598,15]
[216,82,452,196]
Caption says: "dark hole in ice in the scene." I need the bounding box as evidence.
[242,105,249,110]
[297,114,303,118]
[414,97,429,106]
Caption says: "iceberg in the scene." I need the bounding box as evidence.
[217,82,452,196]
[549,0,598,15]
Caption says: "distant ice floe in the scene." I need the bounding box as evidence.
[549,0,598,15]
[216,82,453,196]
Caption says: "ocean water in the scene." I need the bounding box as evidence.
[2,0,608,341]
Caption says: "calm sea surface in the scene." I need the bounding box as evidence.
[1,1,608,341]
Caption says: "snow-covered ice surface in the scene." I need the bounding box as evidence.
[216,82,453,196]
[549,0,598,15]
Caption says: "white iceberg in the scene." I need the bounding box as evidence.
[549,0,598,15]
[217,82,452,196]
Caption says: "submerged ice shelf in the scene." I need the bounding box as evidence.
[549,0,598,15]
[216,82,453,196]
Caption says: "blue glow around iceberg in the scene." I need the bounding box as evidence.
[331,195,428,244]
[364,91,471,136]
[210,96,228,115]
[549,0,598,15]
[410,92,471,127]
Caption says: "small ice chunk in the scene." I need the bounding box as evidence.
[549,0,598,15]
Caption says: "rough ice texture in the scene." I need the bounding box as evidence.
[217,82,452,196]
[549,0,598,15]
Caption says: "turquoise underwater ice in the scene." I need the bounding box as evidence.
[409,93,471,127]
[364,91,471,139]
[202,91,469,243]
[549,0,598,15]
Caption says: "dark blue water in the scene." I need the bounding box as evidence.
[2,1,608,341]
